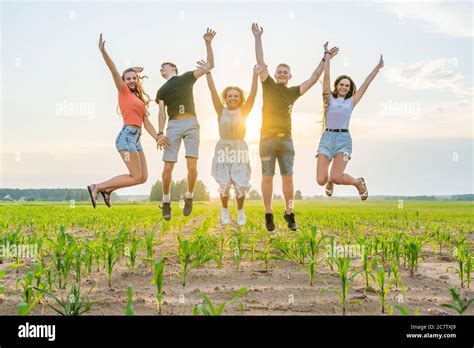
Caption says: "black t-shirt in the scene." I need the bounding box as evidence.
[155,71,197,119]
[261,76,301,134]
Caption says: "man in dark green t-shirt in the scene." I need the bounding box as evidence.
[251,22,339,232]
[156,28,216,221]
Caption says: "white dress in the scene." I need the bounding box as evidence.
[211,107,252,197]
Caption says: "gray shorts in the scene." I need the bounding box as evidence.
[163,117,200,162]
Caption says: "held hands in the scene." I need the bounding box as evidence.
[323,41,339,60]
[98,33,106,52]
[254,63,267,75]
[156,134,169,150]
[251,23,263,37]
[196,59,212,73]
[203,28,217,43]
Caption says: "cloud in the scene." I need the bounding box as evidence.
[384,58,473,96]
[377,1,473,38]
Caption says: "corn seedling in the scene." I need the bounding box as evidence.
[127,232,140,270]
[16,271,35,306]
[0,267,7,296]
[193,287,247,315]
[177,235,213,286]
[404,236,424,277]
[230,230,246,270]
[334,257,359,315]
[101,234,124,287]
[370,265,397,314]
[145,230,154,266]
[125,285,135,316]
[151,259,165,314]
[304,225,325,286]
[440,287,474,315]
[36,283,95,316]
[452,242,472,288]
[394,305,420,316]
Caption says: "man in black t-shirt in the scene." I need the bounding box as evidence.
[156,28,216,221]
[251,22,339,232]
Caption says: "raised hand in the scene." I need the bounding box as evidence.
[323,41,329,53]
[329,46,339,60]
[254,63,267,75]
[378,55,384,69]
[251,23,263,37]
[98,33,106,52]
[196,59,211,73]
[131,66,144,74]
[203,28,216,43]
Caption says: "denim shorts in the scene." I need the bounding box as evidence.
[115,125,143,152]
[259,136,295,176]
[163,117,200,162]
[316,130,352,160]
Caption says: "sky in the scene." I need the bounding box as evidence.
[1,0,473,197]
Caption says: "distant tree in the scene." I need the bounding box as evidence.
[247,189,262,200]
[149,179,210,201]
[295,190,303,200]
[273,194,283,200]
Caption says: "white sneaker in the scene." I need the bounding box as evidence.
[237,209,246,226]
[220,208,231,225]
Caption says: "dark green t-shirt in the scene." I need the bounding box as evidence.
[155,71,197,119]
[261,76,301,135]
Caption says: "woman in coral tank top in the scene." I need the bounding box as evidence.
[87,34,159,208]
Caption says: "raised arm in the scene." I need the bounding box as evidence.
[241,65,260,117]
[197,60,224,116]
[194,28,216,79]
[300,43,339,95]
[98,33,123,91]
[353,55,384,107]
[251,23,269,82]
[156,100,169,150]
[322,42,332,102]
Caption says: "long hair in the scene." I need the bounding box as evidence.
[117,67,151,116]
[321,75,357,130]
[220,86,246,109]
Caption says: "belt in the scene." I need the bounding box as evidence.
[325,128,348,132]
[262,130,292,138]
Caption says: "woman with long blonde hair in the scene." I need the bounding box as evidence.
[87,34,159,208]
[316,42,383,200]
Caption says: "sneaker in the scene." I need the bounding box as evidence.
[237,209,246,226]
[183,198,193,216]
[220,208,231,225]
[265,213,275,232]
[283,212,297,231]
[160,202,172,221]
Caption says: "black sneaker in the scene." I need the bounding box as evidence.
[183,198,193,216]
[284,212,297,231]
[265,213,276,232]
[160,202,171,221]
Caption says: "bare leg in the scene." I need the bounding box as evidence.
[236,196,245,210]
[93,151,143,199]
[282,175,294,214]
[186,157,198,194]
[329,153,363,187]
[220,195,229,209]
[162,162,175,195]
[261,175,273,214]
[316,155,332,186]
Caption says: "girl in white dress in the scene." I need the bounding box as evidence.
[197,61,260,225]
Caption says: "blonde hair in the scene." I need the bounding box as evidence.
[220,86,246,109]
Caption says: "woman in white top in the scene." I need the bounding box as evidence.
[197,60,260,225]
[316,42,383,200]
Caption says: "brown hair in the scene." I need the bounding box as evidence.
[220,86,246,108]
[321,75,357,130]
[161,62,178,75]
[118,68,151,116]
[276,63,291,71]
